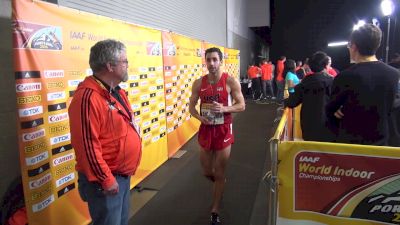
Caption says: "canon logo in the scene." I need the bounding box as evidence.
[48,112,68,123]
[44,70,64,78]
[16,83,42,92]
[29,173,51,190]
[22,129,45,142]
[53,153,74,166]
[19,106,43,117]
[50,133,71,145]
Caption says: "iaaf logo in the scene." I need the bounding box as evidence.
[25,151,49,166]
[22,129,45,142]
[53,153,74,166]
[19,106,43,117]
[48,112,68,123]
[47,91,66,101]
[44,70,64,78]
[299,156,320,163]
[16,82,42,92]
[56,172,75,188]
[50,133,70,145]
[29,173,51,190]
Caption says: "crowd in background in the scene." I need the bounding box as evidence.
[244,23,400,147]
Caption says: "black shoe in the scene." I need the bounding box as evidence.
[210,212,221,225]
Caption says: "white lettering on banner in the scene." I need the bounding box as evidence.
[167,127,174,133]
[119,83,128,89]
[172,76,177,81]
[171,65,177,70]
[140,95,149,101]
[140,81,148,86]
[22,129,45,142]
[158,103,165,108]
[157,91,164,96]
[150,99,156,104]
[152,124,159,130]
[172,98,178,103]
[139,67,148,73]
[47,91,66,101]
[156,66,163,71]
[129,75,139,80]
[144,134,151,140]
[130,89,139,95]
[50,133,71,145]
[299,156,320,163]
[156,79,163,84]
[178,121,183,126]
[149,86,156,91]
[142,107,150,113]
[86,69,93,76]
[166,94,172,100]
[56,172,75,188]
[48,112,68,123]
[53,153,74,166]
[159,114,166,120]
[152,136,160,142]
[44,70,64,78]
[32,194,54,212]
[143,121,150,127]
[26,151,49,166]
[131,104,140,110]
[179,65,185,69]
[174,119,178,125]
[167,116,173,122]
[186,116,191,121]
[165,72,172,77]
[165,83,172,88]
[67,79,82,87]
[149,73,156,78]
[180,85,185,89]
[151,112,157,117]
[29,173,51,190]
[16,83,42,92]
[19,106,43,117]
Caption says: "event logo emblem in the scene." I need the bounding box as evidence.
[13,20,62,50]
[147,42,161,56]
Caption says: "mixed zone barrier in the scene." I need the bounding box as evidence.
[268,107,400,225]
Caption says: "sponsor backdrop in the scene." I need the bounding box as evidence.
[278,141,400,225]
[13,1,239,224]
[161,32,202,156]
[224,48,240,80]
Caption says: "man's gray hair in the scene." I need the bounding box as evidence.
[89,39,126,73]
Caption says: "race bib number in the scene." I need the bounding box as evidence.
[200,103,224,125]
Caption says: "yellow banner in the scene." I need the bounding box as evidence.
[162,32,201,156]
[13,1,167,224]
[224,48,240,79]
[278,141,400,225]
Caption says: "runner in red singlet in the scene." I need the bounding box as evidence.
[189,47,245,225]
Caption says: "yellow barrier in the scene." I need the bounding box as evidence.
[269,106,400,225]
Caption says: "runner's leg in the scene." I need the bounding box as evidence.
[211,145,231,213]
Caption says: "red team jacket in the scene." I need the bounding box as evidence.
[69,76,142,189]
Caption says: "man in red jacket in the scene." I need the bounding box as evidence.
[275,56,286,103]
[69,39,142,225]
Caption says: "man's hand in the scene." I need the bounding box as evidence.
[334,107,344,119]
[199,116,212,125]
[103,180,119,195]
[211,101,225,113]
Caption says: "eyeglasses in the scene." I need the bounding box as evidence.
[114,60,129,64]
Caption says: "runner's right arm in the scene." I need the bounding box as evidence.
[189,78,210,124]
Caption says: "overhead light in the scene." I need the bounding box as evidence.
[328,41,348,47]
[353,20,366,30]
[381,0,395,16]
